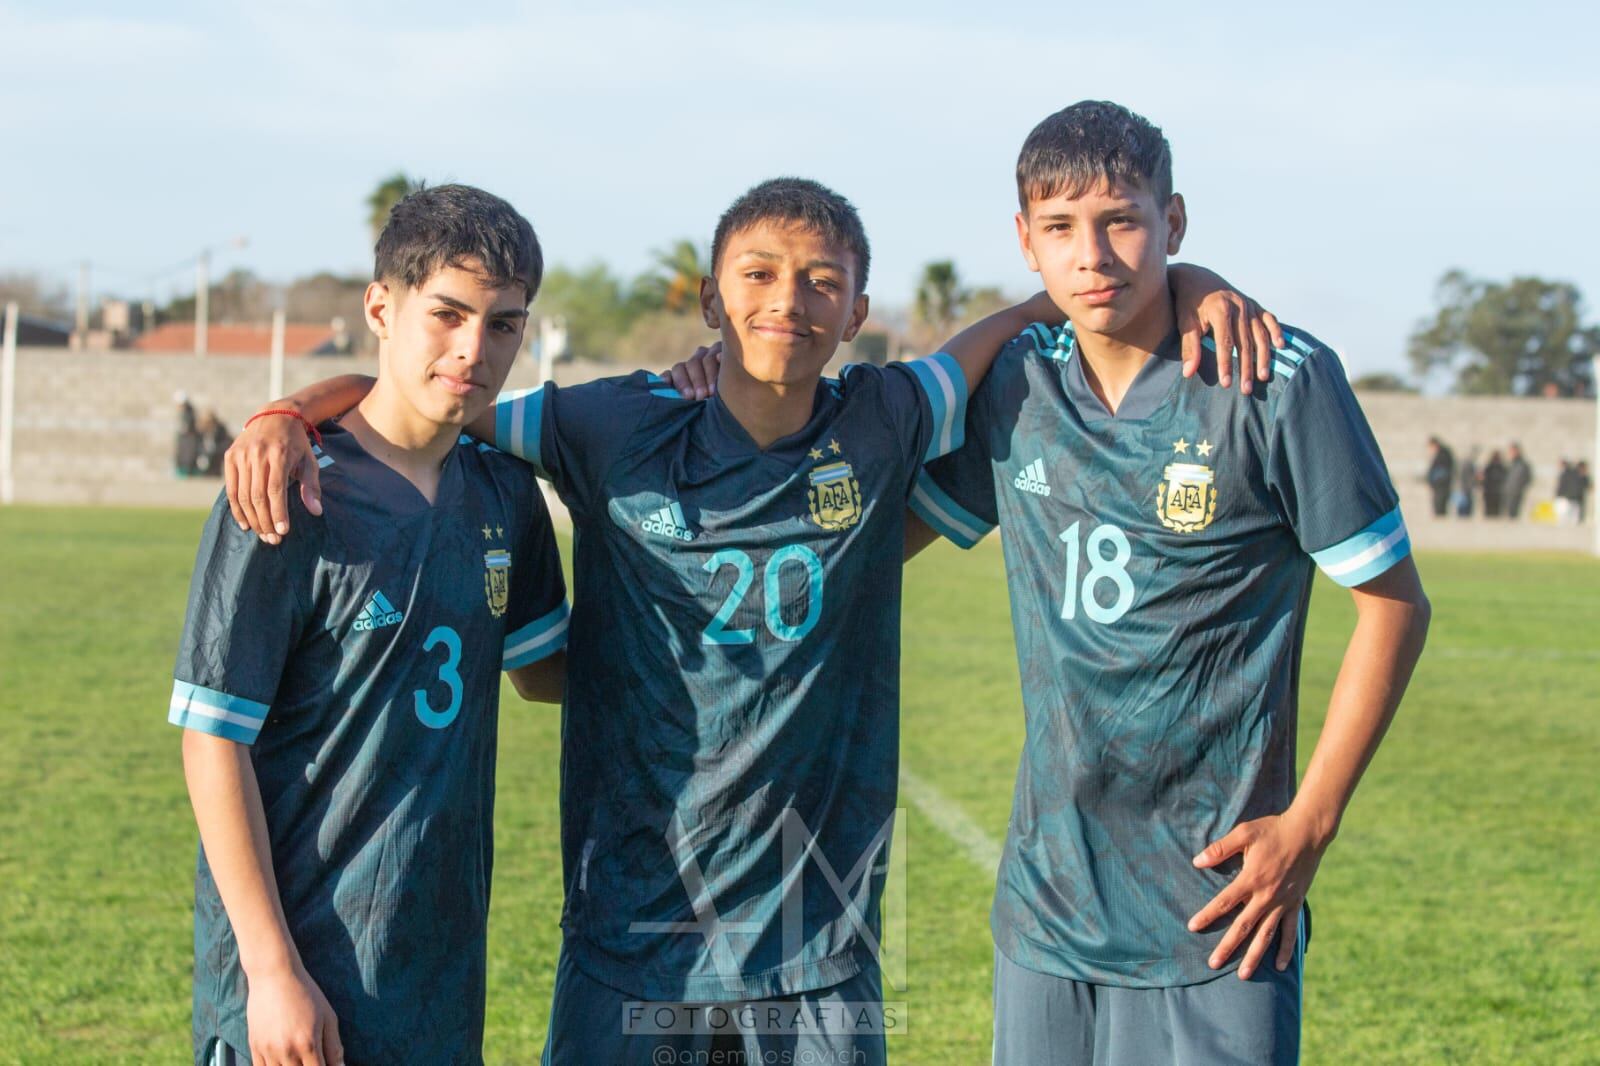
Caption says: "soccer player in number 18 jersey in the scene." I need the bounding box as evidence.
[911,102,1431,1065]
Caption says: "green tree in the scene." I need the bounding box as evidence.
[1408,270,1599,396]
[635,240,709,314]
[1349,372,1418,394]
[535,263,639,360]
[914,260,968,335]
[367,172,423,241]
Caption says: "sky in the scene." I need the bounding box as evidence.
[3,0,1597,379]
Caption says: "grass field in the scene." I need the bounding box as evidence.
[2,505,1597,1064]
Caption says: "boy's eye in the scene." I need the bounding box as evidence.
[811,278,839,293]
[433,309,461,324]
[745,271,771,282]
[491,320,517,334]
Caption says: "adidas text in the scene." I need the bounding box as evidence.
[1014,459,1052,497]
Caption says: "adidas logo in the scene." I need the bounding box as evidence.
[1014,458,1052,497]
[641,501,694,542]
[353,591,404,632]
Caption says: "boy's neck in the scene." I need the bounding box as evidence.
[1073,292,1177,416]
[344,381,460,502]
[715,359,819,450]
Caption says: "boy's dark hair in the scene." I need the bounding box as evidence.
[1016,101,1173,213]
[374,183,543,303]
[711,178,871,293]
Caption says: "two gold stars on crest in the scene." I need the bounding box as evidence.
[808,439,844,461]
[1173,438,1214,457]
[481,525,504,540]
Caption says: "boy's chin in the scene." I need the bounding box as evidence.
[737,347,834,388]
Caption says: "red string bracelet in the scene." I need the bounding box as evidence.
[244,408,324,448]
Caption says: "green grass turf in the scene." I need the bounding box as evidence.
[1,505,1596,1063]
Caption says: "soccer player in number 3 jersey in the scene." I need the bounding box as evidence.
[909,101,1432,1064]
[171,186,569,1066]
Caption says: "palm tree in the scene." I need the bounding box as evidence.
[639,240,709,314]
[367,173,422,241]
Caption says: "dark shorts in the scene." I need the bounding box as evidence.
[992,911,1307,1066]
[200,1038,246,1066]
[541,946,887,1066]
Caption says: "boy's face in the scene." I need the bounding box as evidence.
[700,221,868,388]
[1016,178,1186,343]
[364,259,528,427]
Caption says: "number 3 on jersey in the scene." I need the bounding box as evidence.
[1058,522,1135,624]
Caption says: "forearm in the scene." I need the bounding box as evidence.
[265,375,375,425]
[936,295,1057,396]
[1289,569,1430,844]
[903,511,939,561]
[181,731,301,978]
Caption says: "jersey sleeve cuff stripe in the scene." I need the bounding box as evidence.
[503,602,571,669]
[168,681,267,743]
[908,352,968,461]
[1311,507,1410,587]
[910,473,992,549]
[494,387,545,473]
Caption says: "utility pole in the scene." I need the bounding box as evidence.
[195,249,210,357]
[76,261,90,343]
[269,308,286,402]
[1,302,18,504]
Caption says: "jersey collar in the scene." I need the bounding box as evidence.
[1060,328,1184,424]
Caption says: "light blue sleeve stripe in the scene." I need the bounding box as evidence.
[493,387,545,471]
[909,471,992,549]
[168,680,268,743]
[905,352,969,461]
[503,602,571,669]
[1310,507,1410,587]
[1272,361,1299,379]
[1275,346,1306,365]
[1288,332,1316,356]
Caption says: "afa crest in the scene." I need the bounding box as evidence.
[484,549,511,617]
[808,459,863,532]
[1157,460,1217,533]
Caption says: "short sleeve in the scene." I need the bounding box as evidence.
[169,496,306,744]
[491,375,662,514]
[501,484,570,671]
[849,352,967,467]
[909,368,1002,549]
[1264,336,1411,587]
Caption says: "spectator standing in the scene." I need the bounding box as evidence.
[1426,436,1456,517]
[1481,450,1507,517]
[1456,448,1479,517]
[1504,443,1532,519]
[1555,460,1577,525]
[1577,461,1592,523]
[174,390,199,477]
[195,410,233,478]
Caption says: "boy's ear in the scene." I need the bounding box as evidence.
[1165,193,1188,256]
[364,281,394,340]
[1015,212,1041,273]
[699,274,721,329]
[840,293,869,343]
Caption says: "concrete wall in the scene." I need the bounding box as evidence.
[3,347,1595,551]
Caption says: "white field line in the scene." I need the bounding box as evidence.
[899,764,1003,875]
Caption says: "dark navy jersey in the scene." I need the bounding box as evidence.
[913,324,1410,988]
[169,424,568,1065]
[492,357,966,1001]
